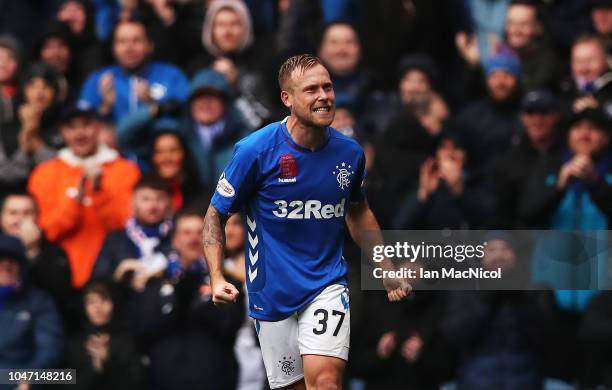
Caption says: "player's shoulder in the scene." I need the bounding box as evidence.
[328,127,364,153]
[234,120,285,156]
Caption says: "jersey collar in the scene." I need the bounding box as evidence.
[280,117,331,153]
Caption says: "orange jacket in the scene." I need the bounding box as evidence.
[28,150,140,288]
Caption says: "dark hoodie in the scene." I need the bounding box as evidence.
[65,287,144,390]
[366,109,438,227]
[187,0,280,126]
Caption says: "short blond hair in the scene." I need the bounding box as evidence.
[278,54,324,91]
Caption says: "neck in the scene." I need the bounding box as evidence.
[532,137,553,151]
[134,218,161,228]
[286,116,327,151]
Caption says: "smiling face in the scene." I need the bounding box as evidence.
[318,23,361,76]
[505,4,540,51]
[24,77,55,110]
[113,22,152,70]
[61,116,99,157]
[572,40,608,84]
[153,133,185,180]
[281,63,336,128]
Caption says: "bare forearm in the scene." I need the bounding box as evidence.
[202,205,228,281]
[347,203,382,248]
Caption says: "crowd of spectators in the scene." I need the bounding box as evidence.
[0,0,611,389]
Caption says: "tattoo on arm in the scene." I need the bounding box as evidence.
[203,205,228,247]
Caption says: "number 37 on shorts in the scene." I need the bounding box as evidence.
[255,284,350,388]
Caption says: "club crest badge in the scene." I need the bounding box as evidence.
[332,162,354,190]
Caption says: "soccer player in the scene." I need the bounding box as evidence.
[203,54,409,389]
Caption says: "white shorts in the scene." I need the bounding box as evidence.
[254,284,350,389]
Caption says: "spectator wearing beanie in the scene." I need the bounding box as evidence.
[451,52,522,177]
[28,105,140,288]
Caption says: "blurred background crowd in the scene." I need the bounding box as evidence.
[0,0,611,389]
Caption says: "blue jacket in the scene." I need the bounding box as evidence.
[79,62,189,122]
[0,286,63,371]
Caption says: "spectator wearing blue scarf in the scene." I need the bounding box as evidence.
[92,175,173,285]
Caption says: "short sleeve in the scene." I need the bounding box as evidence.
[211,143,259,214]
[349,150,367,203]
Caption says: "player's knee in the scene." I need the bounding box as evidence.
[314,371,340,390]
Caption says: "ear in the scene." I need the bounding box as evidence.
[280,90,292,109]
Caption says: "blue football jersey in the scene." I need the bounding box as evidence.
[211,118,366,320]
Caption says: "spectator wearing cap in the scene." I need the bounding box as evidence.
[92,175,173,286]
[28,105,140,288]
[188,0,278,128]
[493,89,564,228]
[79,19,189,122]
[561,34,612,114]
[0,233,63,373]
[451,53,522,177]
[517,107,611,385]
[517,107,611,229]
[393,132,495,229]
[503,0,560,91]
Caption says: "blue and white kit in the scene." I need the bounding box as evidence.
[211,117,366,387]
